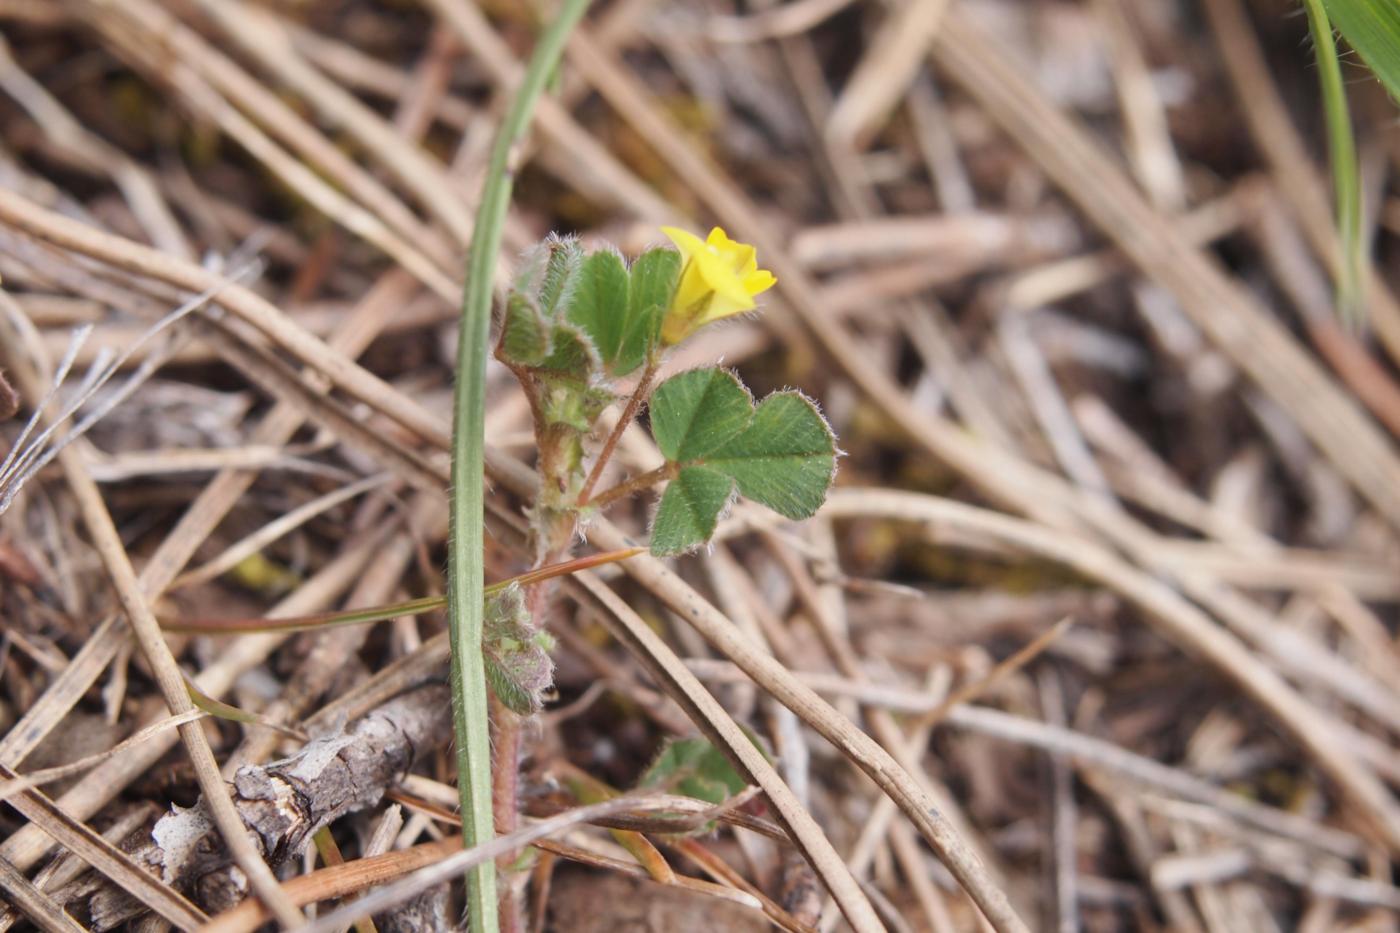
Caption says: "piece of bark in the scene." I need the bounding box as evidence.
[88,684,451,927]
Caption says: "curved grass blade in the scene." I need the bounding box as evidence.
[1303,0,1365,324]
[451,29,593,891]
[185,677,307,740]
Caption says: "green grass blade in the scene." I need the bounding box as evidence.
[446,2,591,930]
[1303,0,1365,323]
[1323,0,1400,99]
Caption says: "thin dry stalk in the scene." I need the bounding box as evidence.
[0,765,208,930]
[819,488,1400,851]
[0,853,84,933]
[567,572,888,933]
[0,306,305,927]
[929,10,1400,531]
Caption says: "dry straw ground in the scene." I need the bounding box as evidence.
[1,0,1400,930]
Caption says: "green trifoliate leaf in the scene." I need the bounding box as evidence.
[564,246,682,377]
[648,368,753,463]
[482,584,556,716]
[649,465,734,556]
[707,391,836,520]
[646,374,837,555]
[567,249,631,374]
[616,247,681,375]
[497,292,549,367]
[639,735,755,806]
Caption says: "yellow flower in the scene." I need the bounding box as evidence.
[659,226,776,345]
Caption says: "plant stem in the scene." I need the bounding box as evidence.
[489,695,523,933]
[446,3,591,931]
[588,462,677,510]
[1302,0,1364,323]
[575,359,658,507]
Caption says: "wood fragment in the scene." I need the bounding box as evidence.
[84,685,450,927]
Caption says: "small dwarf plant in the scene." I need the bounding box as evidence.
[496,225,838,559]
[180,222,840,931]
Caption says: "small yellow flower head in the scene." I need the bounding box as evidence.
[659,226,776,345]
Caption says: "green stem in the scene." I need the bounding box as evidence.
[1303,0,1365,323]
[447,3,591,931]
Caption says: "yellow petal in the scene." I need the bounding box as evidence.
[689,243,754,307]
[672,261,712,316]
[704,228,752,275]
[659,226,774,344]
[742,269,776,296]
[662,225,706,260]
[697,292,754,325]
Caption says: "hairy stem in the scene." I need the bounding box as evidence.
[575,359,658,507]
[489,694,523,933]
[588,462,678,510]
[446,3,591,931]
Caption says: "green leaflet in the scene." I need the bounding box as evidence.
[536,321,600,382]
[707,392,837,520]
[648,367,753,462]
[647,368,837,555]
[639,736,751,806]
[567,247,682,377]
[566,250,631,372]
[650,466,734,557]
[536,236,583,317]
[502,243,681,380]
[498,293,549,368]
[621,248,683,374]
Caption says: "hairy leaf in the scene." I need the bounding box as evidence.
[537,236,583,317]
[482,584,556,715]
[640,736,752,806]
[536,321,600,382]
[707,392,836,520]
[648,368,753,463]
[567,249,632,373]
[617,247,682,374]
[647,375,836,555]
[649,465,734,556]
[497,292,549,367]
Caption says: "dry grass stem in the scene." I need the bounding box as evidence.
[3,4,1399,929]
